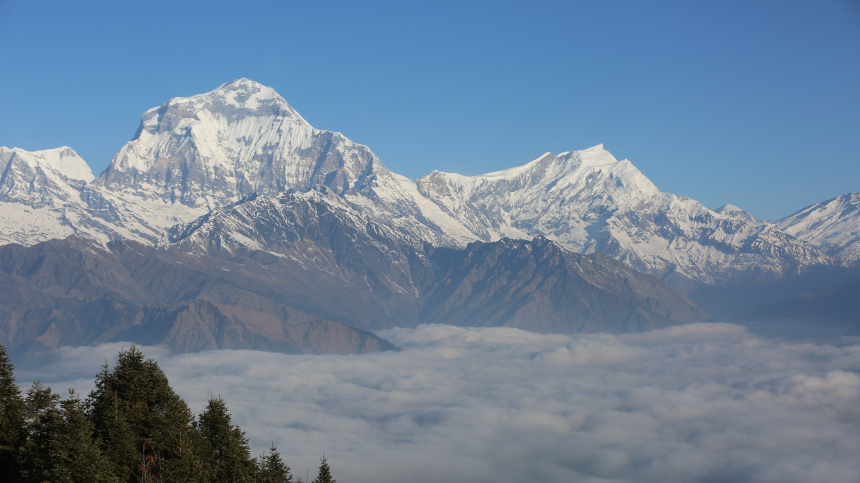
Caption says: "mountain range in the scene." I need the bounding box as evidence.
[1,78,858,352]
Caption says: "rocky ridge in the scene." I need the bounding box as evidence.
[776,192,860,265]
[0,190,710,355]
[0,79,852,291]
[0,235,400,355]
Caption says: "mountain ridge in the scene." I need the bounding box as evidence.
[0,190,711,355]
[776,192,860,264]
[0,78,853,291]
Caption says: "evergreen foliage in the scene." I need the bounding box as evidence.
[86,347,205,482]
[20,381,60,482]
[198,396,255,483]
[312,454,336,483]
[0,344,331,482]
[257,443,294,483]
[48,392,111,482]
[0,344,25,481]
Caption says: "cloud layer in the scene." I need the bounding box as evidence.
[15,323,860,483]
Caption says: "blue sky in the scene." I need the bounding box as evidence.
[1,0,858,220]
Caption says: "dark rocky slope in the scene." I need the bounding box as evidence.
[0,189,711,355]
[0,236,399,355]
[424,237,708,333]
[165,189,709,333]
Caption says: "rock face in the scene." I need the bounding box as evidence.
[0,236,400,355]
[160,188,709,333]
[408,148,832,289]
[0,78,851,292]
[0,146,114,245]
[100,78,385,208]
[776,193,860,265]
[423,237,709,333]
[0,190,709,354]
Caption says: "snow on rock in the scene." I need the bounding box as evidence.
[776,193,860,264]
[0,146,202,247]
[403,145,832,288]
[0,147,109,246]
[0,79,847,288]
[715,203,760,223]
[1,147,94,204]
[98,77,386,211]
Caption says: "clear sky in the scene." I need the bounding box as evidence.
[1,0,858,220]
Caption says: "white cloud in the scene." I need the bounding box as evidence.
[14,323,860,483]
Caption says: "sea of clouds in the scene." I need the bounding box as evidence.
[14,323,860,483]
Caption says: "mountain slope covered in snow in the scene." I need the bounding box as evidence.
[159,188,709,333]
[0,78,849,290]
[776,193,860,264]
[0,146,132,245]
[408,147,832,288]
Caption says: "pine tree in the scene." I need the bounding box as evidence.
[20,381,61,482]
[0,344,25,482]
[86,362,137,481]
[257,443,293,483]
[47,390,111,482]
[197,397,255,483]
[20,385,111,482]
[312,454,335,483]
[85,347,205,483]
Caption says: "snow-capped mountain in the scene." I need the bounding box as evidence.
[402,147,831,287]
[96,77,465,246]
[0,145,205,246]
[100,78,385,207]
[0,79,846,289]
[0,146,126,245]
[776,193,860,264]
[154,188,709,333]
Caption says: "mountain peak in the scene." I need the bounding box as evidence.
[716,203,743,213]
[214,77,282,104]
[100,78,385,211]
[776,192,860,264]
[478,144,618,180]
[153,77,290,115]
[225,77,261,87]
[0,146,94,182]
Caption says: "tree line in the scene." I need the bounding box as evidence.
[0,344,335,483]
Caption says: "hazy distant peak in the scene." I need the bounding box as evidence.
[716,203,748,216]
[478,144,616,180]
[0,146,94,182]
[714,203,760,223]
[716,203,742,212]
[776,192,860,264]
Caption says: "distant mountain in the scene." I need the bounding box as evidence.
[0,79,849,293]
[162,188,708,331]
[0,235,399,355]
[163,188,430,330]
[101,78,385,207]
[0,146,111,244]
[776,193,860,265]
[408,148,832,289]
[98,78,474,247]
[424,237,708,333]
[0,146,199,246]
[0,191,708,354]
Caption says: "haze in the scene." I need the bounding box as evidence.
[15,324,860,483]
